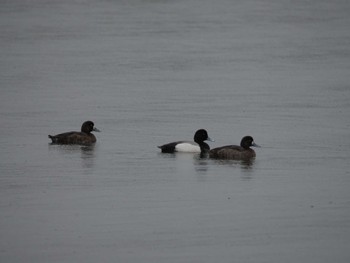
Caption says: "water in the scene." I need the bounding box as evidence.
[1,0,350,262]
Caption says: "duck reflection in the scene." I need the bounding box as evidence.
[48,144,96,170]
[193,153,209,174]
[212,158,255,171]
[79,145,96,169]
[213,158,255,168]
[213,158,255,180]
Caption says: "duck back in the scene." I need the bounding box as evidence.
[48,132,96,145]
[209,145,255,159]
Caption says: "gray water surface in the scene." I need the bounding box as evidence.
[1,0,350,262]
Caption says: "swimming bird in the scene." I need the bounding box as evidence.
[48,121,100,145]
[158,129,213,153]
[209,136,259,160]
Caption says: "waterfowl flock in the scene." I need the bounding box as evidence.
[49,121,259,160]
[158,130,259,160]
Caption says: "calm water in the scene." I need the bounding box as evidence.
[1,0,350,262]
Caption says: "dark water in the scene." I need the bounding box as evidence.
[1,0,350,262]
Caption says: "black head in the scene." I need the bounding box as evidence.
[193,129,211,144]
[240,136,259,149]
[81,121,100,134]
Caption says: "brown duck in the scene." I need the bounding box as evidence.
[48,121,100,145]
[209,136,259,160]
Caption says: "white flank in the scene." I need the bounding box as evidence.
[175,142,201,153]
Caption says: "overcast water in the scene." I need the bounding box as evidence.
[1,0,350,262]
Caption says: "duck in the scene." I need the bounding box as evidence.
[48,121,100,145]
[158,129,213,153]
[209,136,259,160]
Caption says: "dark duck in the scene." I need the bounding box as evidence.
[158,129,213,153]
[48,121,100,145]
[209,136,259,160]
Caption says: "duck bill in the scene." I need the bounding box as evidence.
[93,127,101,132]
[206,137,215,142]
[252,142,260,147]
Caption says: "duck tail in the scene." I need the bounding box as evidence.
[48,135,55,142]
